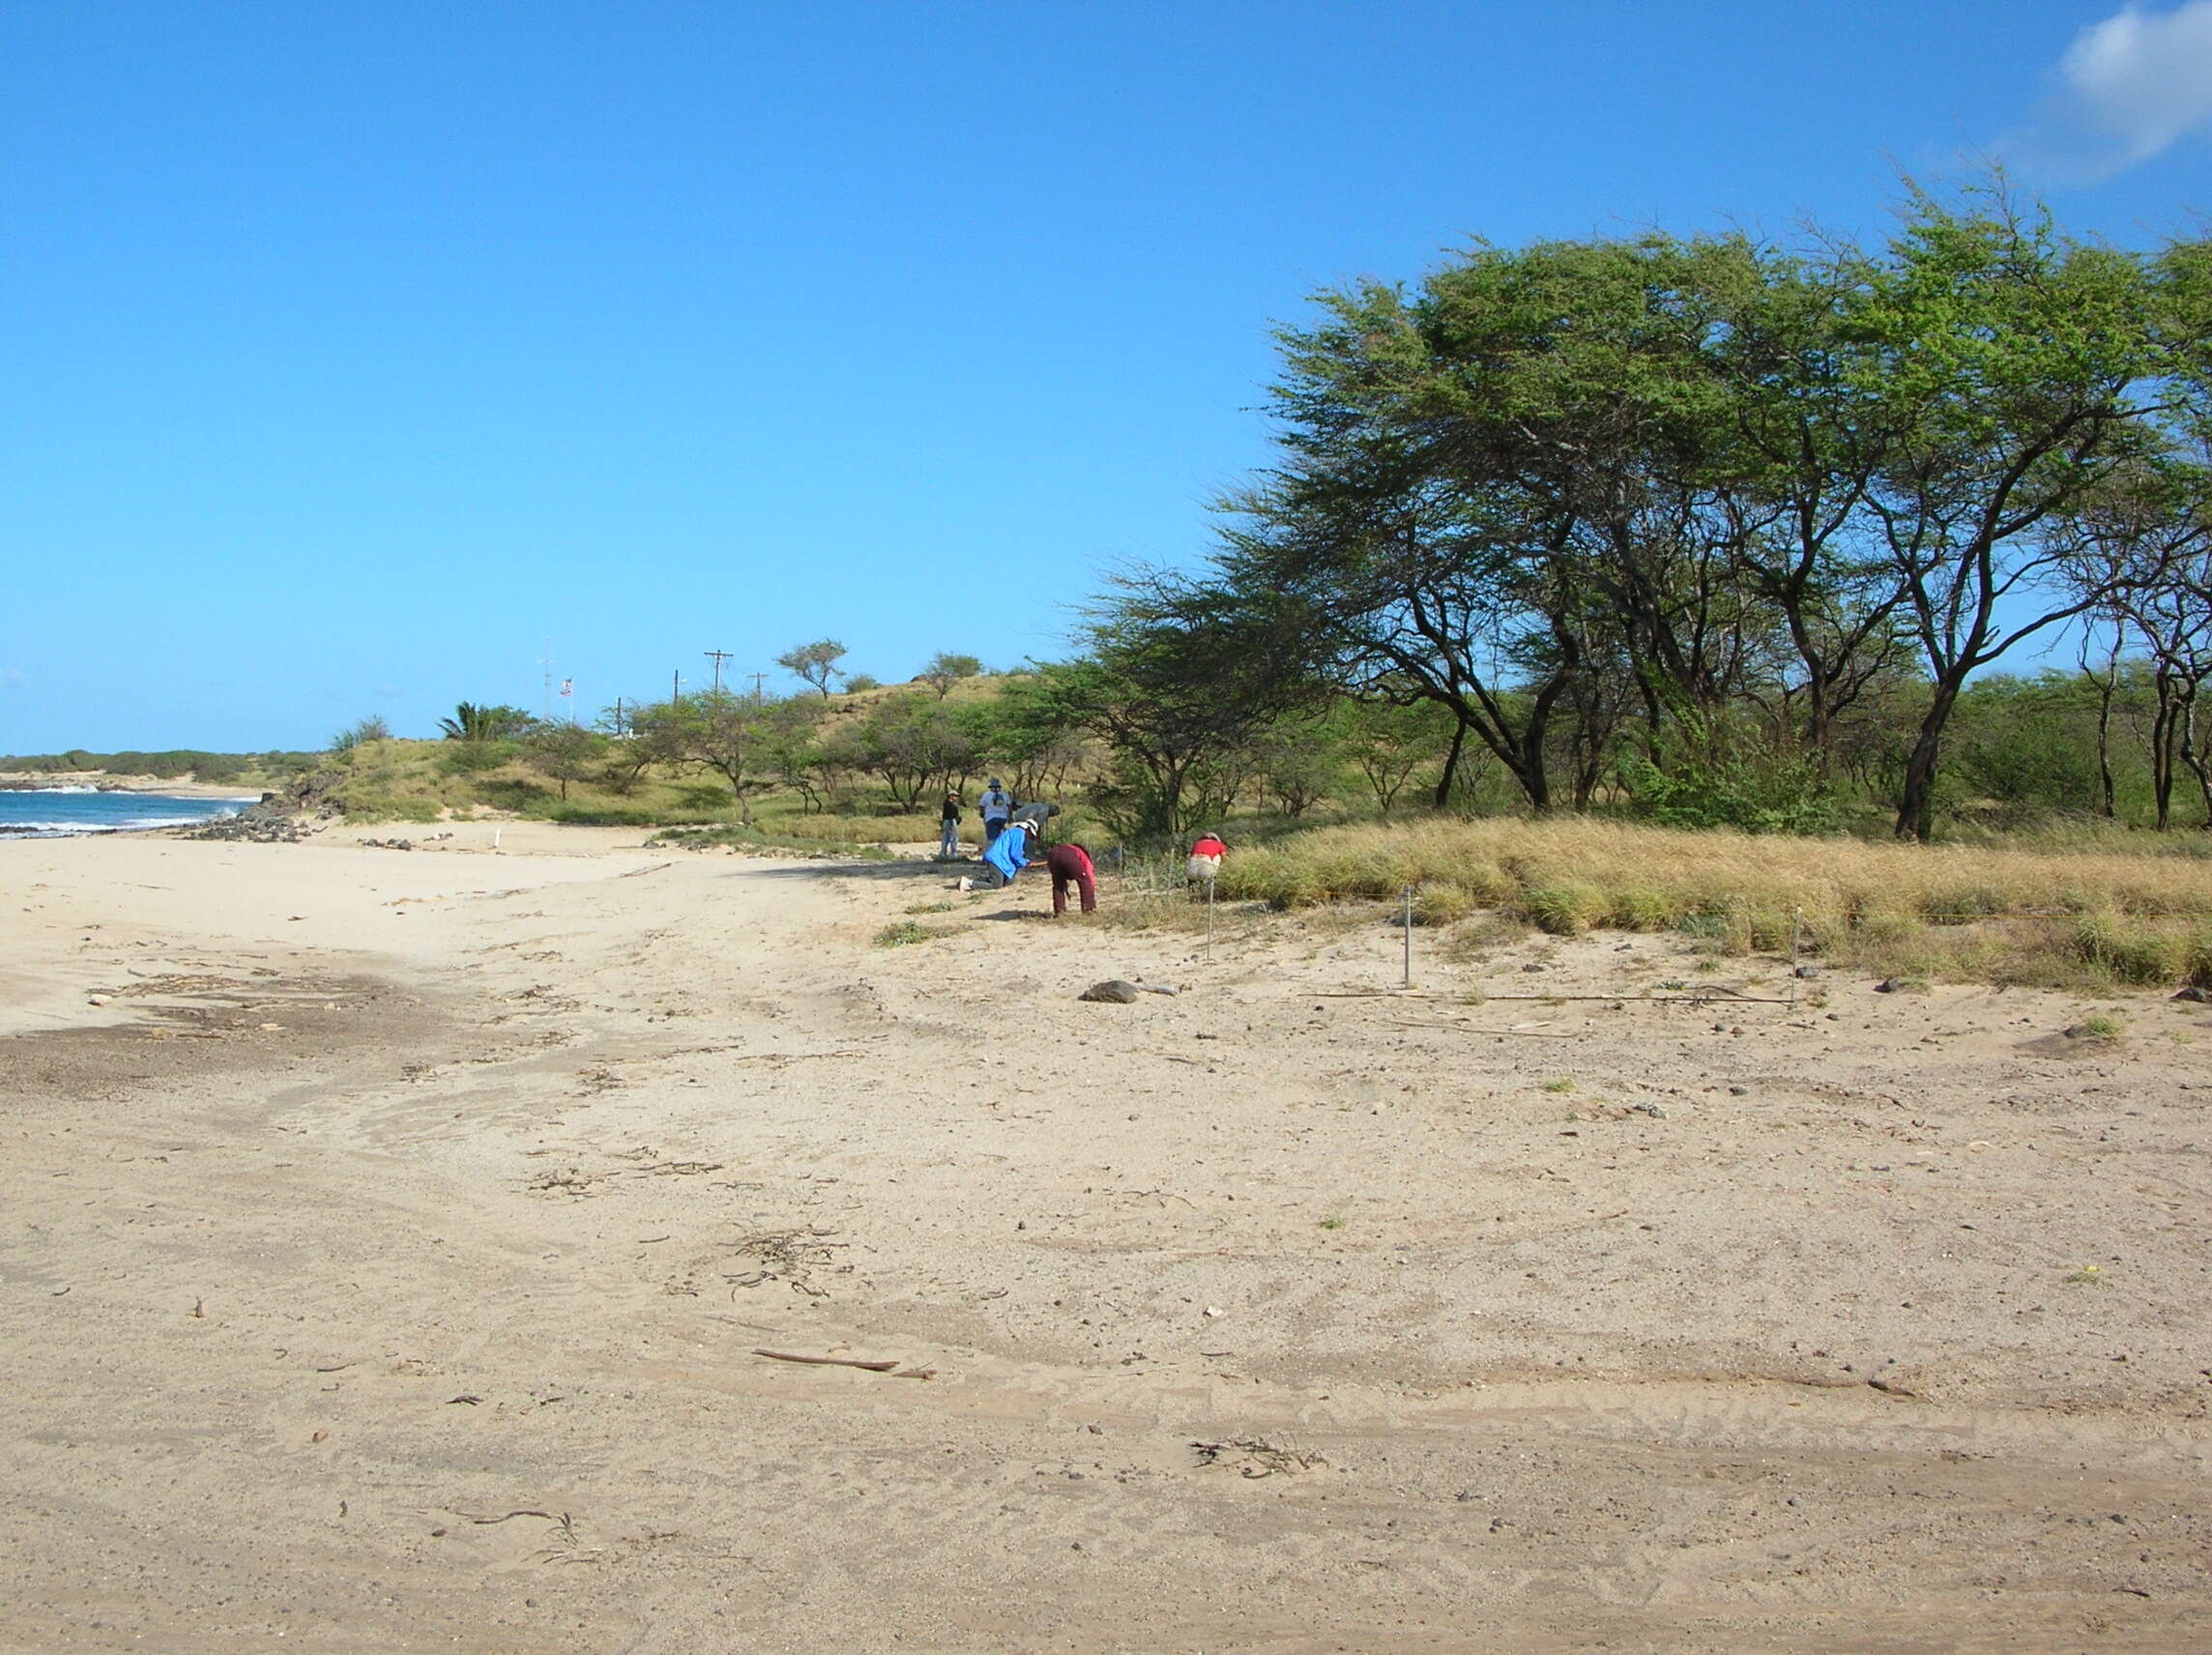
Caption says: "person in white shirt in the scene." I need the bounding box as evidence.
[978,778,1014,845]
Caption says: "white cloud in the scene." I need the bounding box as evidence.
[2010,2,2212,181]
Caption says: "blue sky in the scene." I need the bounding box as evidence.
[3,1,2208,753]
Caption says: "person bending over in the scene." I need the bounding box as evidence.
[959,821,1031,891]
[1046,841,1095,915]
[1187,830,1227,885]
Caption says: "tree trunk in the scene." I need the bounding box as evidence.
[2092,677,2116,819]
[1893,676,1965,843]
[2179,683,2212,831]
[1801,673,1832,778]
[2152,670,2178,832]
[1434,718,1468,810]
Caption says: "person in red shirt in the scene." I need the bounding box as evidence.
[1187,832,1226,885]
[1046,841,1096,915]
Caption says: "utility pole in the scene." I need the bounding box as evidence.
[749,671,769,697]
[705,650,733,693]
[672,670,683,704]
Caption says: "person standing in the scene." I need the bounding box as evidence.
[979,778,1014,844]
[937,790,963,860]
[1046,841,1096,915]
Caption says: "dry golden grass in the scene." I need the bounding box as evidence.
[1211,818,2212,989]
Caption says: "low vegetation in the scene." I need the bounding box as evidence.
[1211,817,2212,989]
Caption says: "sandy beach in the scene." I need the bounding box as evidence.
[2,826,2206,1653]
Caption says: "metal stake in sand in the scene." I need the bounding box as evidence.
[1401,886,1413,987]
[1205,869,1216,960]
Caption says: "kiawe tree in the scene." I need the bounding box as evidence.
[627,689,781,824]
[1052,572,1317,838]
[1862,186,2193,839]
[776,639,849,698]
[523,721,607,802]
[1196,177,2209,837]
[919,653,983,698]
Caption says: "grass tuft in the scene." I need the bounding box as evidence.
[874,919,958,947]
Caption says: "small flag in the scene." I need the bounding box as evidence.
[559,679,573,697]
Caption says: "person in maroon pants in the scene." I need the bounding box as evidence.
[1046,841,1096,915]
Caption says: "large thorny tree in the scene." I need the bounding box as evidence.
[1189,182,2208,838]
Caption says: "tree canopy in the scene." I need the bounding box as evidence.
[1196,180,2208,838]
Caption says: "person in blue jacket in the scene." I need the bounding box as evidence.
[958,821,1031,891]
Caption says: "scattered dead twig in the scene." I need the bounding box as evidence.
[455,1509,557,1525]
[752,1349,901,1373]
[1115,1187,1197,1207]
[1191,1437,1324,1478]
[725,1227,849,1299]
[527,1167,602,1197]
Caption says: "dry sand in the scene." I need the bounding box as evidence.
[2,824,2206,1653]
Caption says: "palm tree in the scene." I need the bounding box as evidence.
[438,702,535,741]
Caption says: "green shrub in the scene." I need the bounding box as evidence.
[548,805,665,827]
[1619,742,1839,835]
[339,794,441,824]
[439,740,517,775]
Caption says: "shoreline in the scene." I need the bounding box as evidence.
[0,770,268,799]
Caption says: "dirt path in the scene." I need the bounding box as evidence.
[2,833,2205,1651]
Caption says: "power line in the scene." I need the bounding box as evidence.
[705,649,733,692]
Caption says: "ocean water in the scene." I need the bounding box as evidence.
[0,788,260,839]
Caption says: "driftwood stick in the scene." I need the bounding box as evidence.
[752,1349,901,1372]
[1324,989,1794,1005]
[1390,1020,1582,1038]
[1471,992,1797,1004]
